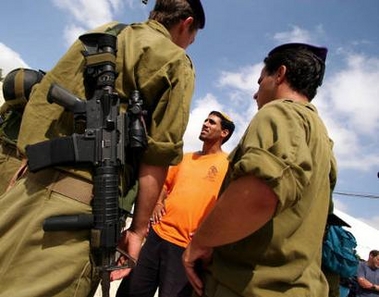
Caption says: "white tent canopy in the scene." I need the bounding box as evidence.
[335,209,379,259]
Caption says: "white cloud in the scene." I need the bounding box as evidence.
[218,64,261,93]
[317,52,379,171]
[108,0,124,11]
[0,43,29,76]
[328,53,379,135]
[52,0,115,27]
[273,25,313,44]
[272,25,326,48]
[51,0,128,46]
[62,24,87,47]
[0,44,29,105]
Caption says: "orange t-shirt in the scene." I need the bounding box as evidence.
[153,152,229,247]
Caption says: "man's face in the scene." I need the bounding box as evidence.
[253,67,277,110]
[199,114,223,142]
[371,254,379,268]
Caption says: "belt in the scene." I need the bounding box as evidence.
[28,168,93,205]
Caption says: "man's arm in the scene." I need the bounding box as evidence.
[130,163,168,236]
[190,174,277,246]
[110,163,168,280]
[357,276,379,291]
[182,174,278,295]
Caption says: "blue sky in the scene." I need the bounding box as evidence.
[1,0,378,229]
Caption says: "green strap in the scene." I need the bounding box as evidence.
[105,23,128,36]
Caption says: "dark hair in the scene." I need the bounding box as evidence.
[370,250,379,257]
[263,45,326,101]
[149,0,205,31]
[209,111,235,144]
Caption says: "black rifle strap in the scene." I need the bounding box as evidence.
[26,137,76,172]
[104,22,138,91]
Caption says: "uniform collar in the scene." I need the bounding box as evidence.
[146,20,172,41]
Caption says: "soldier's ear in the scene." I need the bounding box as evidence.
[275,65,287,85]
[179,17,194,33]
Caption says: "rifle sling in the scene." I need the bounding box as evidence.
[26,137,76,172]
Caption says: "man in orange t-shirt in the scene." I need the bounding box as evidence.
[116,111,235,297]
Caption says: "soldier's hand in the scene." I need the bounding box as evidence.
[182,239,213,296]
[110,230,144,281]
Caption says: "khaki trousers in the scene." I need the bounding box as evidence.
[0,168,99,297]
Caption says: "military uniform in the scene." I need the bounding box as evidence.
[1,67,42,195]
[0,20,195,297]
[0,109,23,195]
[204,100,337,297]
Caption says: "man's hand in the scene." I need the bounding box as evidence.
[110,229,144,281]
[111,164,167,280]
[182,239,213,296]
[151,202,166,224]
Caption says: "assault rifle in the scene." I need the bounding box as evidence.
[26,31,147,296]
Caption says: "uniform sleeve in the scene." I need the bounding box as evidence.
[230,101,313,213]
[329,149,338,192]
[139,54,195,167]
[356,262,365,279]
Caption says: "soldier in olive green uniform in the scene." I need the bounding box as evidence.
[0,1,205,296]
[0,104,23,194]
[0,68,44,194]
[183,43,336,297]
